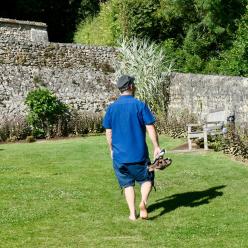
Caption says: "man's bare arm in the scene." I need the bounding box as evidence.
[105,129,113,158]
[146,125,161,159]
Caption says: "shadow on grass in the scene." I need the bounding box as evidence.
[148,185,226,220]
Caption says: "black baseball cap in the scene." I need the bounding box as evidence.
[116,75,135,89]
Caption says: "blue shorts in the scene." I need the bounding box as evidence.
[113,160,154,188]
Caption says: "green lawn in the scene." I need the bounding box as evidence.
[0,136,248,248]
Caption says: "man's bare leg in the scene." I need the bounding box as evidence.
[139,181,152,219]
[124,186,136,221]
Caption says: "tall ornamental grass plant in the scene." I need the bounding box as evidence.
[114,38,172,115]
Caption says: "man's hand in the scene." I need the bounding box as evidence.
[153,146,162,160]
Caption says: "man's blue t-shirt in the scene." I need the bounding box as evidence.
[103,95,155,163]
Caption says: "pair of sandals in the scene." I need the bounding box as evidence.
[148,149,172,172]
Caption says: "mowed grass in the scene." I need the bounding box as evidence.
[0,135,248,248]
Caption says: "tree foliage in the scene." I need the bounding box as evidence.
[75,0,248,76]
[1,0,247,76]
[74,2,115,46]
[159,0,247,75]
[215,7,248,76]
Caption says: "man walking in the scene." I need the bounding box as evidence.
[103,75,162,220]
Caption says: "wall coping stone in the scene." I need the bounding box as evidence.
[0,39,118,52]
[0,17,47,28]
[171,71,248,80]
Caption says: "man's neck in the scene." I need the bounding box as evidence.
[121,91,133,96]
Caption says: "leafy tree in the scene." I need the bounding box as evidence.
[217,6,248,76]
[112,0,160,40]
[156,0,197,42]
[161,0,247,74]
[74,2,116,46]
[74,0,162,45]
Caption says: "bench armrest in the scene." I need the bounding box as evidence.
[205,121,224,125]
[187,123,202,127]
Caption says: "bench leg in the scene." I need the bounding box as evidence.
[188,137,192,150]
[203,130,208,150]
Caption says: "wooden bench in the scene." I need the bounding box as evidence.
[187,109,226,150]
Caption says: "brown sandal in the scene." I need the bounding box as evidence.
[148,149,172,172]
[148,157,172,171]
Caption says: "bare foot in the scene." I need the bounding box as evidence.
[129,215,137,221]
[139,201,148,219]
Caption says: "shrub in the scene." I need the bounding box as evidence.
[222,124,248,160]
[25,88,69,139]
[210,136,225,152]
[7,136,18,143]
[0,110,104,143]
[0,117,32,142]
[195,124,248,160]
[26,136,36,143]
[196,135,225,152]
[0,121,10,142]
[67,110,104,136]
[157,110,197,138]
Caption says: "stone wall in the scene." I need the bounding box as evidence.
[0,19,118,120]
[0,40,116,70]
[0,18,247,128]
[0,18,48,42]
[0,64,117,119]
[169,73,248,126]
[0,40,118,119]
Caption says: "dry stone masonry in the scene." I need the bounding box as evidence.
[0,18,48,42]
[0,18,118,120]
[0,18,247,127]
[169,73,248,127]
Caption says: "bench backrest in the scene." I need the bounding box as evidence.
[205,109,226,133]
[206,109,225,123]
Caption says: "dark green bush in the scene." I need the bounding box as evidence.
[0,121,10,142]
[25,88,69,139]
